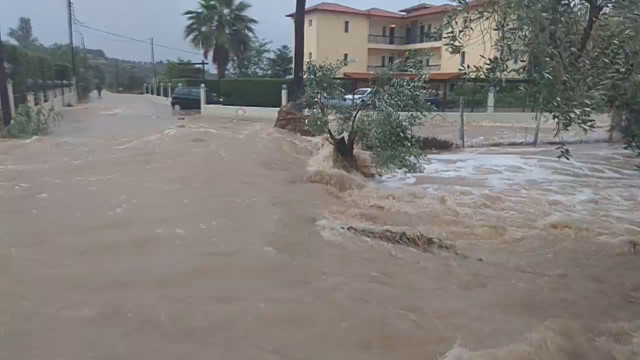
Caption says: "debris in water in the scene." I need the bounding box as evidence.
[345,226,474,259]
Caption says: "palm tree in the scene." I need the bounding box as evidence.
[183,0,257,79]
[293,0,306,94]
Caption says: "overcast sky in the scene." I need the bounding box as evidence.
[1,0,448,63]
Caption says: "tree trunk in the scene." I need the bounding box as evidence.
[213,46,229,79]
[533,111,542,146]
[331,131,357,171]
[459,95,465,148]
[293,0,306,96]
[609,108,621,142]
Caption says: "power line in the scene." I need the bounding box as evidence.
[74,23,148,44]
[154,43,202,56]
[73,21,203,57]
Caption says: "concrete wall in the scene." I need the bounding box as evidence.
[440,17,495,73]
[202,104,278,120]
[314,12,369,73]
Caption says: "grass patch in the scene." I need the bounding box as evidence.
[1,105,61,138]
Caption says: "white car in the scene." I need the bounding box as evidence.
[344,88,372,103]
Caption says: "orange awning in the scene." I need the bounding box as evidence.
[428,72,463,81]
[342,72,421,80]
[342,72,462,81]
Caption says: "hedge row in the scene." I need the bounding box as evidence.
[176,78,291,108]
[4,44,56,95]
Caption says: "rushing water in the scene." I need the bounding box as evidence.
[1,94,638,359]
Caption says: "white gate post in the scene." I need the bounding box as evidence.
[37,91,44,106]
[200,84,206,114]
[281,84,288,106]
[7,79,15,118]
[160,83,164,97]
[167,83,172,98]
[487,86,496,113]
[26,92,35,107]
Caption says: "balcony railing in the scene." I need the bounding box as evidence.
[368,35,407,45]
[367,64,442,73]
[368,32,442,46]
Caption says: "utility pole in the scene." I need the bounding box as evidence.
[115,59,120,93]
[150,37,156,95]
[67,0,77,94]
[0,31,12,127]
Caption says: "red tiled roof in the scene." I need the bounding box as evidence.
[286,2,367,17]
[286,1,484,19]
[404,5,453,18]
[365,8,403,18]
[399,3,436,14]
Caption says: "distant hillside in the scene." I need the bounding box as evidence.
[86,49,216,89]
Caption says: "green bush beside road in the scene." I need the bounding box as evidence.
[175,78,291,108]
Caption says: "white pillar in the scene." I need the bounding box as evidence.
[178,83,183,88]
[281,84,288,107]
[487,86,496,113]
[7,79,15,118]
[37,91,45,106]
[26,92,35,107]
[167,83,172,98]
[47,90,56,108]
[200,84,206,114]
[160,83,164,97]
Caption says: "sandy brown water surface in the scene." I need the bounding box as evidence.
[1,93,638,359]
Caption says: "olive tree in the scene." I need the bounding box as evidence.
[304,52,434,173]
[444,0,640,159]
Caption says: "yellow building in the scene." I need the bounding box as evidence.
[287,1,490,86]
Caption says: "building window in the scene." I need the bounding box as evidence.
[389,56,395,64]
[513,56,519,65]
[344,53,349,62]
[309,52,313,61]
[460,51,466,65]
[382,56,386,67]
[382,26,387,37]
[344,21,350,33]
[425,58,430,66]
[308,19,312,27]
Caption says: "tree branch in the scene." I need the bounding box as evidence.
[350,107,363,133]
[578,0,604,54]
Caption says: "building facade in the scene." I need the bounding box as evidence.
[288,2,490,84]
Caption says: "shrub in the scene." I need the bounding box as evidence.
[3,104,60,138]
[304,53,434,173]
[220,79,291,107]
[179,78,291,107]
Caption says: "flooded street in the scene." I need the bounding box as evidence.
[1,94,639,359]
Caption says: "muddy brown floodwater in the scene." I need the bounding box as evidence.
[1,93,639,359]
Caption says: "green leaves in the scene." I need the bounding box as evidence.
[303,52,435,173]
[5,104,60,138]
[445,0,640,160]
[183,0,257,78]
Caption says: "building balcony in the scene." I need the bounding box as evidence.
[368,32,442,49]
[368,35,408,46]
[367,64,442,73]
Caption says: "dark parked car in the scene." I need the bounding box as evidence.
[171,87,223,109]
[426,96,444,111]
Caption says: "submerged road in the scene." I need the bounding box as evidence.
[1,93,638,359]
